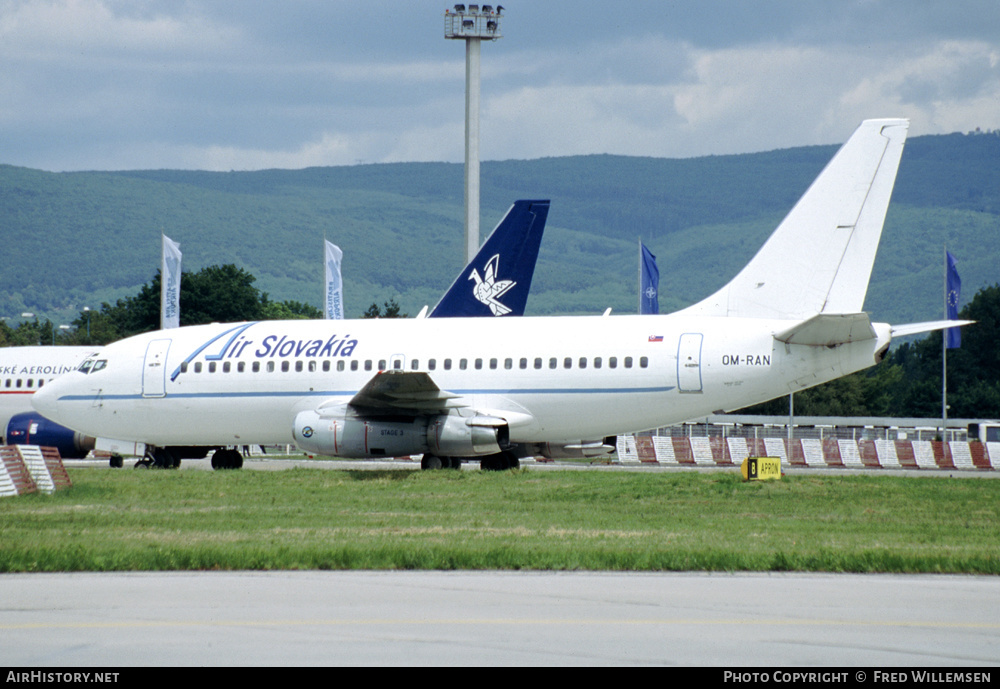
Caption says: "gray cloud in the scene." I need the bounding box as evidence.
[1,0,997,171]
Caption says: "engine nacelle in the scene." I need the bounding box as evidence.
[293,411,428,457]
[292,411,507,458]
[5,412,95,459]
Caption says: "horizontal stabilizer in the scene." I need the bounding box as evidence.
[774,313,876,346]
[891,320,975,339]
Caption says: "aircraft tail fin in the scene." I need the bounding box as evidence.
[681,119,909,320]
[429,199,550,318]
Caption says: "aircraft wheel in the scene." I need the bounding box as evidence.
[505,452,520,470]
[445,456,461,470]
[152,447,180,469]
[481,454,503,471]
[212,449,231,470]
[212,449,243,470]
[482,452,519,471]
[421,454,443,470]
[110,455,124,468]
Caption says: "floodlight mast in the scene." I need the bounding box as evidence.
[444,4,503,264]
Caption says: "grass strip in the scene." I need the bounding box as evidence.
[1,468,997,573]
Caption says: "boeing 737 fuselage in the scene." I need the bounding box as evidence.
[31,312,890,464]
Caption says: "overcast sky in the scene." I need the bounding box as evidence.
[3,0,998,172]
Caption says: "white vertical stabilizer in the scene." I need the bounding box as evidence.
[680,118,909,320]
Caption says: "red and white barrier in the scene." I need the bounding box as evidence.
[0,445,72,497]
[618,436,998,470]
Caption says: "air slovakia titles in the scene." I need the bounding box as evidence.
[219,332,358,360]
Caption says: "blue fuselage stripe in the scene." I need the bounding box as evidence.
[56,386,673,403]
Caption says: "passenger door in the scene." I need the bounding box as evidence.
[142,339,171,398]
[677,333,703,393]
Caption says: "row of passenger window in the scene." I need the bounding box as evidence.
[2,377,46,390]
[179,355,650,375]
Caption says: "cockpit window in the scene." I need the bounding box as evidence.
[77,358,108,374]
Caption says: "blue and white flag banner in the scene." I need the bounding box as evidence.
[325,240,344,320]
[640,242,659,315]
[946,251,961,349]
[161,235,181,330]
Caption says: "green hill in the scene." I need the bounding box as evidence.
[1,129,998,326]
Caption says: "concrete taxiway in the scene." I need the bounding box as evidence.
[2,571,998,666]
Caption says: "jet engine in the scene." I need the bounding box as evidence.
[292,410,507,458]
[5,412,95,459]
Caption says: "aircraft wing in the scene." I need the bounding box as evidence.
[313,370,538,435]
[346,370,468,415]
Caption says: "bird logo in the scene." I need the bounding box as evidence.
[469,254,516,316]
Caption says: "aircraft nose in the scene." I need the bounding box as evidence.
[31,380,60,418]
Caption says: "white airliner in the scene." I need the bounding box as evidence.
[32,119,968,470]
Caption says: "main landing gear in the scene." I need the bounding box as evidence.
[131,446,244,470]
[210,448,244,470]
[480,451,520,471]
[419,450,520,471]
[420,454,461,470]
[134,447,181,469]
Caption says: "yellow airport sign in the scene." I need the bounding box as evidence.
[741,456,782,481]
